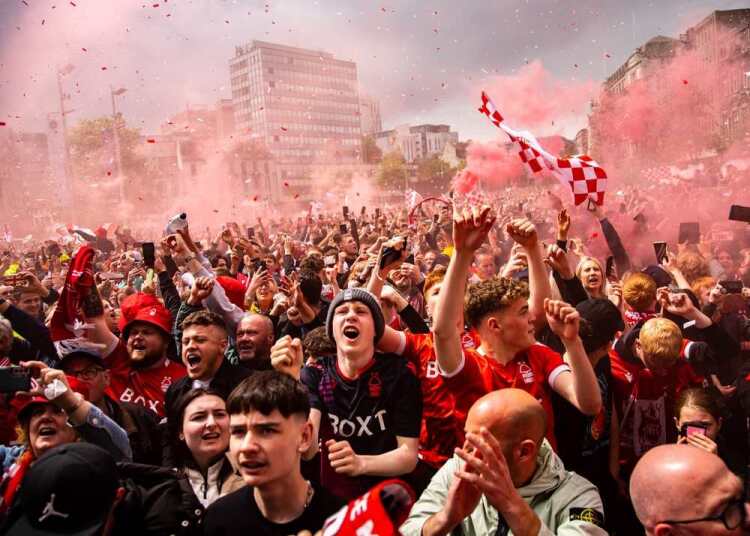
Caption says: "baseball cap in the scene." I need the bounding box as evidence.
[5,443,119,536]
[576,298,625,353]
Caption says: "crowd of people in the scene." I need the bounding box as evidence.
[0,174,749,535]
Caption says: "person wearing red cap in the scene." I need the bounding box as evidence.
[0,362,131,518]
[85,291,186,417]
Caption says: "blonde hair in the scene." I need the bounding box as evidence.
[676,251,709,285]
[639,318,682,366]
[691,276,716,301]
[575,256,607,297]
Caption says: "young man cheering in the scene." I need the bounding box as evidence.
[202,371,342,535]
[272,287,422,501]
[432,206,602,446]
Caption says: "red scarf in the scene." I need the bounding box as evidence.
[50,245,95,341]
[0,449,33,513]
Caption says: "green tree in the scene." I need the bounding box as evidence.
[361,135,382,164]
[416,155,454,183]
[68,116,142,179]
[377,151,407,189]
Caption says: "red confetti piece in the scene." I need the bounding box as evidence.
[81,47,87,51]
[152,3,159,6]
[146,138,155,143]
[604,53,611,58]
[41,19,45,25]
[70,1,76,5]
[280,126,287,131]
[252,195,259,201]
[283,182,289,187]
[591,232,599,239]
[294,194,300,199]
[682,79,688,85]
[22,0,29,5]
[0,122,6,126]
[101,66,107,70]
[225,19,230,23]
[106,171,112,176]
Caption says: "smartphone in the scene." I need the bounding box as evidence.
[0,366,31,393]
[719,280,743,294]
[404,254,415,265]
[253,259,267,272]
[380,238,407,269]
[679,422,708,438]
[343,206,349,219]
[678,222,700,245]
[339,224,347,234]
[653,241,668,264]
[141,242,156,269]
[605,256,615,280]
[247,227,255,239]
[586,198,597,212]
[729,205,750,224]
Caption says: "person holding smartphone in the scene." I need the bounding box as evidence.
[673,387,745,475]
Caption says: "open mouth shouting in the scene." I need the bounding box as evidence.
[185,351,203,373]
[201,430,221,443]
[131,342,147,361]
[342,325,360,342]
[37,424,58,438]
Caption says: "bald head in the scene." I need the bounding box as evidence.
[466,389,546,448]
[236,313,275,364]
[630,445,743,533]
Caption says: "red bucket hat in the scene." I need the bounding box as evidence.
[118,293,172,339]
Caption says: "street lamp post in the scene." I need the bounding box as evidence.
[110,86,127,204]
[56,64,75,215]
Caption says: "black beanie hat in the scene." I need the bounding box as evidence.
[326,288,385,343]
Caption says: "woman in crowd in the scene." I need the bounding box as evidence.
[576,256,608,299]
[674,387,744,475]
[0,363,131,518]
[121,388,242,535]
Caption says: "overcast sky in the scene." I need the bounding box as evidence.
[1,0,747,142]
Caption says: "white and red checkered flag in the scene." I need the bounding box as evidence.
[478,91,608,206]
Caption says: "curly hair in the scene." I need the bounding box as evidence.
[464,276,529,329]
[676,251,710,285]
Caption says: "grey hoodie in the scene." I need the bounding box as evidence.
[401,439,608,535]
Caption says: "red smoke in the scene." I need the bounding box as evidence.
[591,29,744,171]
[481,60,597,130]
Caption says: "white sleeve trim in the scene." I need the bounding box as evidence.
[103,335,120,360]
[439,349,466,379]
[394,330,407,356]
[548,363,571,389]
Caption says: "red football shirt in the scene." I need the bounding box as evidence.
[104,341,186,417]
[398,332,467,468]
[442,343,570,449]
[610,348,703,474]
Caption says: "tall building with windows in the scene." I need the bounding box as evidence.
[359,94,382,136]
[229,40,362,200]
[373,124,458,163]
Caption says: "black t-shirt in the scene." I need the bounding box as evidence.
[202,485,342,536]
[301,353,422,501]
[553,356,612,483]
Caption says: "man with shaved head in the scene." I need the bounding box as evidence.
[630,444,749,535]
[235,313,274,369]
[402,388,607,535]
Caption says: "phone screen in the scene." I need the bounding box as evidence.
[653,241,668,264]
[605,256,615,279]
[141,242,156,269]
[729,205,750,224]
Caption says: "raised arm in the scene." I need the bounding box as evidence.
[506,218,551,332]
[433,207,494,375]
[545,299,602,416]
